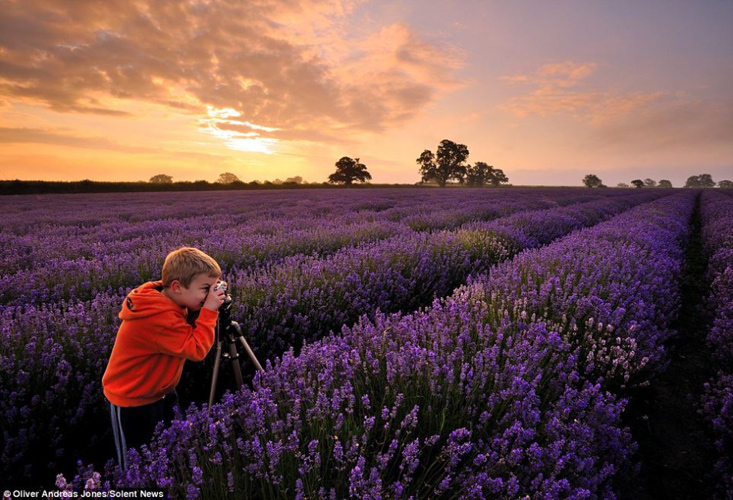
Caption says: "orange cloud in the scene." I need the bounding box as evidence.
[0,127,158,153]
[501,61,662,124]
[328,23,465,131]
[536,61,597,86]
[0,0,461,150]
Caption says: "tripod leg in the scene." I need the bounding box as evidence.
[227,338,245,388]
[237,335,264,372]
[208,341,223,412]
[228,320,264,372]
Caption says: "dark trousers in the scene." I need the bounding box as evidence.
[109,392,181,470]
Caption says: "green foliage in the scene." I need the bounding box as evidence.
[149,173,173,184]
[217,172,242,184]
[685,174,716,188]
[328,157,372,185]
[467,162,508,187]
[416,139,470,187]
[583,174,604,188]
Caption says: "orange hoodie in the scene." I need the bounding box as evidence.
[102,281,217,407]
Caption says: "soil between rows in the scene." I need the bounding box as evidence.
[621,193,717,499]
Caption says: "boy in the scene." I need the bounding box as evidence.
[102,247,226,469]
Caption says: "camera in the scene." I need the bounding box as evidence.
[214,280,233,318]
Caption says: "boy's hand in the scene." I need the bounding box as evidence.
[203,282,226,311]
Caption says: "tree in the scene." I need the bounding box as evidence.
[328,157,372,185]
[644,178,657,188]
[149,174,173,184]
[216,172,241,184]
[466,162,508,187]
[583,174,604,188]
[685,174,716,188]
[658,179,673,188]
[466,162,490,187]
[718,180,733,188]
[416,139,469,186]
[617,183,630,188]
[699,174,715,187]
[631,179,644,188]
[487,167,508,186]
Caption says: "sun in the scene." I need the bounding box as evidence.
[199,106,280,154]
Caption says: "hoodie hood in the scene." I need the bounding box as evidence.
[119,280,183,321]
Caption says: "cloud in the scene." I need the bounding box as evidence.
[500,61,663,124]
[330,23,464,131]
[500,62,733,158]
[0,126,158,153]
[0,125,240,171]
[588,96,733,151]
[501,61,597,89]
[0,0,462,147]
[535,61,597,87]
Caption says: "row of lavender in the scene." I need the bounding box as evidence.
[1,189,622,306]
[0,190,667,486]
[77,192,695,498]
[182,191,668,403]
[227,191,666,363]
[699,190,733,499]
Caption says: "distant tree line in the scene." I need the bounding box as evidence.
[681,174,732,188]
[0,179,333,196]
[148,172,308,186]
[324,140,509,188]
[583,173,731,189]
[0,179,424,196]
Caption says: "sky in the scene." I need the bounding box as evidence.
[1,0,732,187]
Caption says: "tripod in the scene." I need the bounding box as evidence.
[208,315,264,412]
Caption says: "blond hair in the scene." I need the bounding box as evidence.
[161,247,221,287]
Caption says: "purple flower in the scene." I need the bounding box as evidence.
[3,188,689,496]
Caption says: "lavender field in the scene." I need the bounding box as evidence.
[1,187,731,498]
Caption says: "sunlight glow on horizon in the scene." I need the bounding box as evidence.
[199,106,280,155]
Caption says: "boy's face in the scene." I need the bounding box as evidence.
[170,273,219,311]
